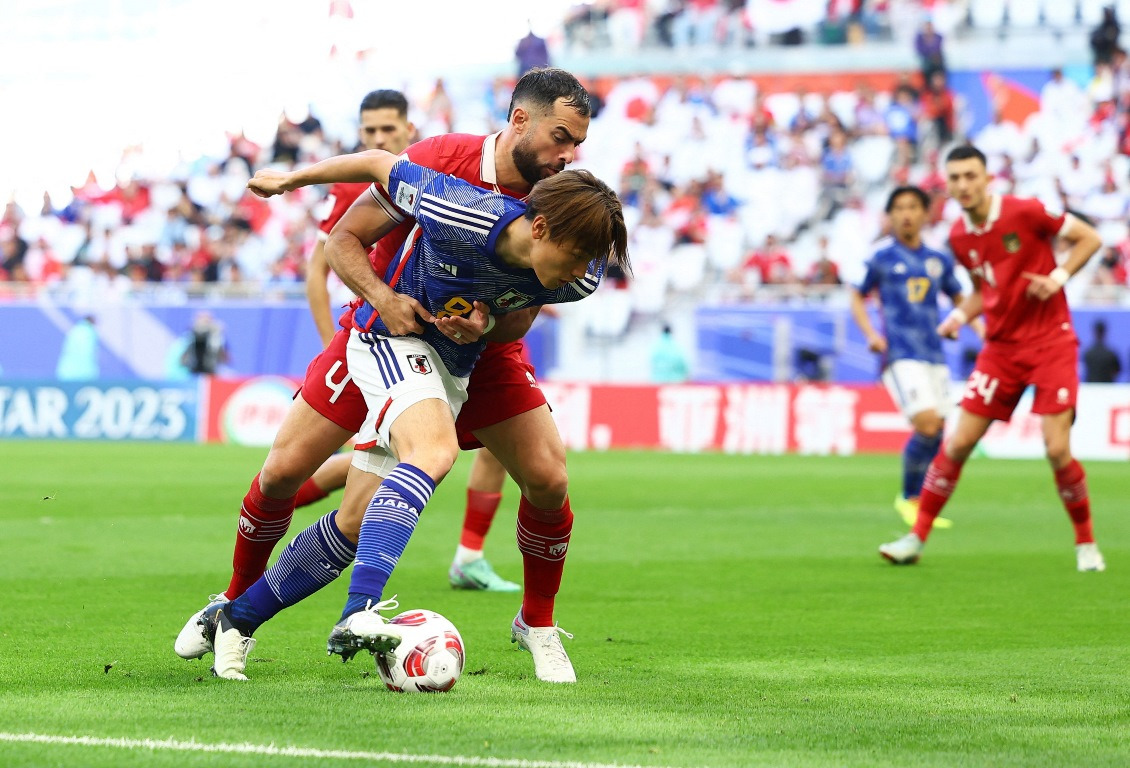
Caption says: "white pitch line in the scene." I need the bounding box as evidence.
[0,732,686,768]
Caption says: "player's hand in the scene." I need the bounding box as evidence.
[1020,271,1063,301]
[937,312,963,340]
[247,170,295,198]
[866,333,888,354]
[375,293,435,336]
[435,302,491,345]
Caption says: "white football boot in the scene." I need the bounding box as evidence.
[210,608,257,681]
[327,597,404,662]
[879,532,924,565]
[174,593,229,659]
[511,611,576,683]
[1076,542,1106,572]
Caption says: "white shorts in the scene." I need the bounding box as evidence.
[881,359,953,420]
[345,330,469,468]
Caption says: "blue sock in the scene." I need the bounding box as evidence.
[903,431,941,499]
[227,510,356,635]
[342,464,435,621]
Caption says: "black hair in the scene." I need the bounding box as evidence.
[507,68,590,120]
[885,185,930,213]
[359,89,409,118]
[945,144,987,166]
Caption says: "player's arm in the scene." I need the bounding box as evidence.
[305,239,335,348]
[1021,214,1103,301]
[248,150,401,196]
[326,194,433,335]
[938,279,983,339]
[848,288,887,354]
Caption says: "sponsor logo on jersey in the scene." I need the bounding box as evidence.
[1002,232,1021,253]
[440,263,459,277]
[408,354,432,375]
[494,289,533,310]
[395,182,418,210]
[925,257,943,278]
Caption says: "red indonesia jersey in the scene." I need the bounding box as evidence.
[365,133,524,276]
[317,181,372,239]
[948,195,1074,345]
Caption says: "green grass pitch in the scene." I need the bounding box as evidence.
[0,441,1127,767]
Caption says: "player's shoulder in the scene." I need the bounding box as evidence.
[407,133,487,166]
[869,235,897,261]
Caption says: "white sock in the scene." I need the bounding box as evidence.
[454,545,483,566]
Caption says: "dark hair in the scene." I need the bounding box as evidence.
[885,185,930,212]
[507,68,590,120]
[525,169,630,274]
[359,89,409,118]
[945,144,987,166]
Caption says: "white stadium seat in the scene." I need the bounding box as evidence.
[970,0,1007,29]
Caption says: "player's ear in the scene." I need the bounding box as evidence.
[530,214,548,241]
[511,106,530,132]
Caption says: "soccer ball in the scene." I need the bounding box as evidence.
[375,609,465,693]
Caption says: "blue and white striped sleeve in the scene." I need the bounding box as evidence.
[387,160,524,249]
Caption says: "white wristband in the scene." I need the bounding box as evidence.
[948,308,968,325]
[484,315,496,334]
[1049,267,1070,287]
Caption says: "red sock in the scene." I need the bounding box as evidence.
[1055,459,1094,544]
[913,450,965,542]
[294,477,329,509]
[225,473,296,599]
[459,489,502,550]
[516,496,573,627]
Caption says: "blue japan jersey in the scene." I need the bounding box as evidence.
[856,238,961,366]
[353,159,604,377]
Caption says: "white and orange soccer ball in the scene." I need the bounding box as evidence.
[375,609,465,693]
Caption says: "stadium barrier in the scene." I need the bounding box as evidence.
[6,378,1125,461]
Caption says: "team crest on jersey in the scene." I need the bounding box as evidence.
[925,257,943,278]
[407,354,432,374]
[1002,233,1021,253]
[395,182,418,210]
[493,289,533,310]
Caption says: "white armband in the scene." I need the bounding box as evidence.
[1049,267,1070,287]
[484,315,496,334]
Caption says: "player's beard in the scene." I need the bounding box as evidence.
[512,133,561,187]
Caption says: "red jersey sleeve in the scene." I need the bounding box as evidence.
[316,181,372,239]
[1020,198,1068,242]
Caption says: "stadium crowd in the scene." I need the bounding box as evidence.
[4,8,1130,328]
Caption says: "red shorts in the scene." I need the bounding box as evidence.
[960,338,1079,422]
[301,313,547,449]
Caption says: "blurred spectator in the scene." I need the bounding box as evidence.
[914,20,946,83]
[181,311,230,375]
[1083,320,1121,382]
[55,315,100,381]
[650,324,691,383]
[805,236,842,285]
[515,23,550,75]
[817,130,854,220]
[425,78,455,135]
[1092,245,1128,285]
[733,234,795,286]
[921,71,956,146]
[1091,6,1121,67]
[1,229,28,280]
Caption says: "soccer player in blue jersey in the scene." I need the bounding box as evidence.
[850,185,966,529]
[200,149,628,682]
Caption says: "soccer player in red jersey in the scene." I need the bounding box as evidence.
[176,69,592,681]
[298,89,519,592]
[879,145,1106,571]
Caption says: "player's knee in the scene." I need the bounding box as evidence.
[259,453,310,498]
[1044,441,1071,468]
[916,420,944,440]
[519,464,569,510]
[399,442,459,484]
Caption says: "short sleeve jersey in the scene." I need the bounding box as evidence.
[352,160,603,377]
[317,181,372,239]
[948,195,1073,345]
[363,133,524,278]
[857,237,962,365]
